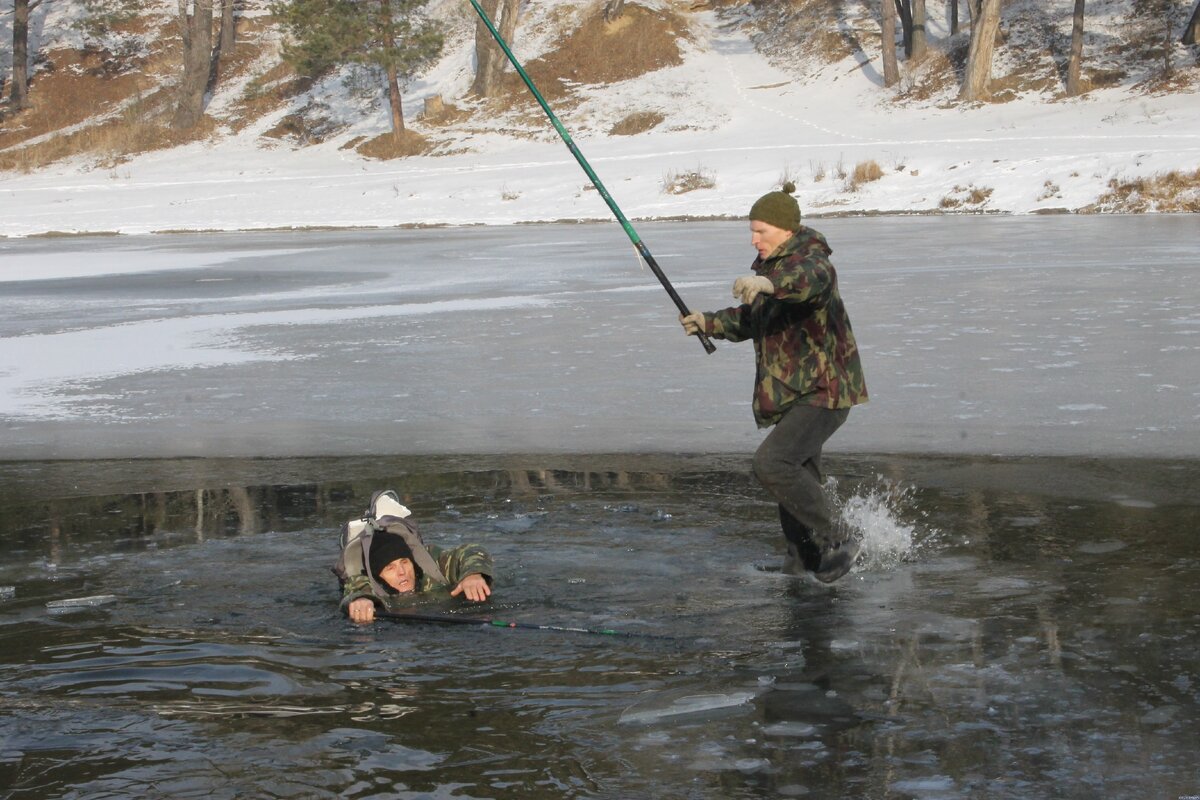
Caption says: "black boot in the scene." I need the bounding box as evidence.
[779,506,822,574]
[814,539,860,584]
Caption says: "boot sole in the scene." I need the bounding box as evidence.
[813,541,862,584]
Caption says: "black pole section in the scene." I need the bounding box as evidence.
[377,609,675,640]
[466,0,716,355]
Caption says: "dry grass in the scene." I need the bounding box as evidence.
[939,184,994,210]
[1084,67,1127,90]
[609,110,665,136]
[500,3,686,103]
[1038,180,1062,201]
[662,165,716,195]
[355,129,431,159]
[0,48,151,149]
[847,159,883,191]
[226,61,313,135]
[0,6,341,169]
[420,98,471,127]
[746,0,855,70]
[989,72,1060,103]
[1135,67,1200,94]
[898,47,961,103]
[261,112,322,144]
[0,18,287,169]
[1082,168,1200,213]
[0,89,215,173]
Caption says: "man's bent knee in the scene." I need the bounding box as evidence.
[752,444,790,489]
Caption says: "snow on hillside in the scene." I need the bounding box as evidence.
[0,0,1198,237]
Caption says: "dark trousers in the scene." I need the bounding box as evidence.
[752,404,849,573]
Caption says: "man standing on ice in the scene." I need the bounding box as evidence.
[680,183,868,583]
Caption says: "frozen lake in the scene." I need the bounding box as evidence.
[1,215,1197,459]
[1,217,1198,799]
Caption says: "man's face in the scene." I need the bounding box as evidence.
[750,220,792,260]
[380,557,417,593]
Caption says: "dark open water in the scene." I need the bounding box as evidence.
[1,453,1197,799]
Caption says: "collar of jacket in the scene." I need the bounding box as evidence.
[755,226,831,273]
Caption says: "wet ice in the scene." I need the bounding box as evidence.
[1,215,1198,459]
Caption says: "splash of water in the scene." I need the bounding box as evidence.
[826,475,936,571]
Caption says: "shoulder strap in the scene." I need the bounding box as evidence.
[334,492,450,588]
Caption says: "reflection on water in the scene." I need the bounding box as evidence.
[0,454,1197,799]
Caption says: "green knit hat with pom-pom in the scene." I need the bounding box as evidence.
[749,182,800,231]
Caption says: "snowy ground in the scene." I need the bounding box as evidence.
[1,2,1199,237]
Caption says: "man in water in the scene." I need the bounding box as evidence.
[333,490,494,623]
[680,183,868,583]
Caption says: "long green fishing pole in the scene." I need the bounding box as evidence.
[467,0,716,355]
[378,609,675,640]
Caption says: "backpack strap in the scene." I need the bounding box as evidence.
[332,518,371,583]
[333,493,449,589]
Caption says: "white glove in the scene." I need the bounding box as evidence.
[680,312,706,336]
[733,275,774,305]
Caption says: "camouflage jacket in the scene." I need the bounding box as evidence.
[335,521,494,614]
[701,226,868,427]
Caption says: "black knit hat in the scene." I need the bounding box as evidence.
[369,532,418,591]
[749,181,801,231]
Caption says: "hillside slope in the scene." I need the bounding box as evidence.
[0,0,1198,236]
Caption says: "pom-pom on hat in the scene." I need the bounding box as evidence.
[749,181,801,231]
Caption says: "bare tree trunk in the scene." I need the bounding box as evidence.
[895,0,913,56]
[380,0,405,134]
[911,0,927,60]
[385,65,405,135]
[10,0,31,109]
[471,0,500,97]
[882,0,900,87]
[208,0,235,87]
[492,0,520,88]
[1185,0,1200,45]
[960,0,1001,101]
[950,0,959,36]
[219,0,235,54]
[1159,1,1177,75]
[471,0,520,98]
[1066,0,1085,96]
[603,0,626,22]
[171,0,214,129]
[966,0,980,26]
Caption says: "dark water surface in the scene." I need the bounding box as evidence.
[1,453,1197,799]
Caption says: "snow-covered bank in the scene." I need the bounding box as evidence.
[1,2,1198,238]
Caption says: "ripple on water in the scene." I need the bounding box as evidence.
[1112,496,1157,508]
[1077,540,1127,554]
